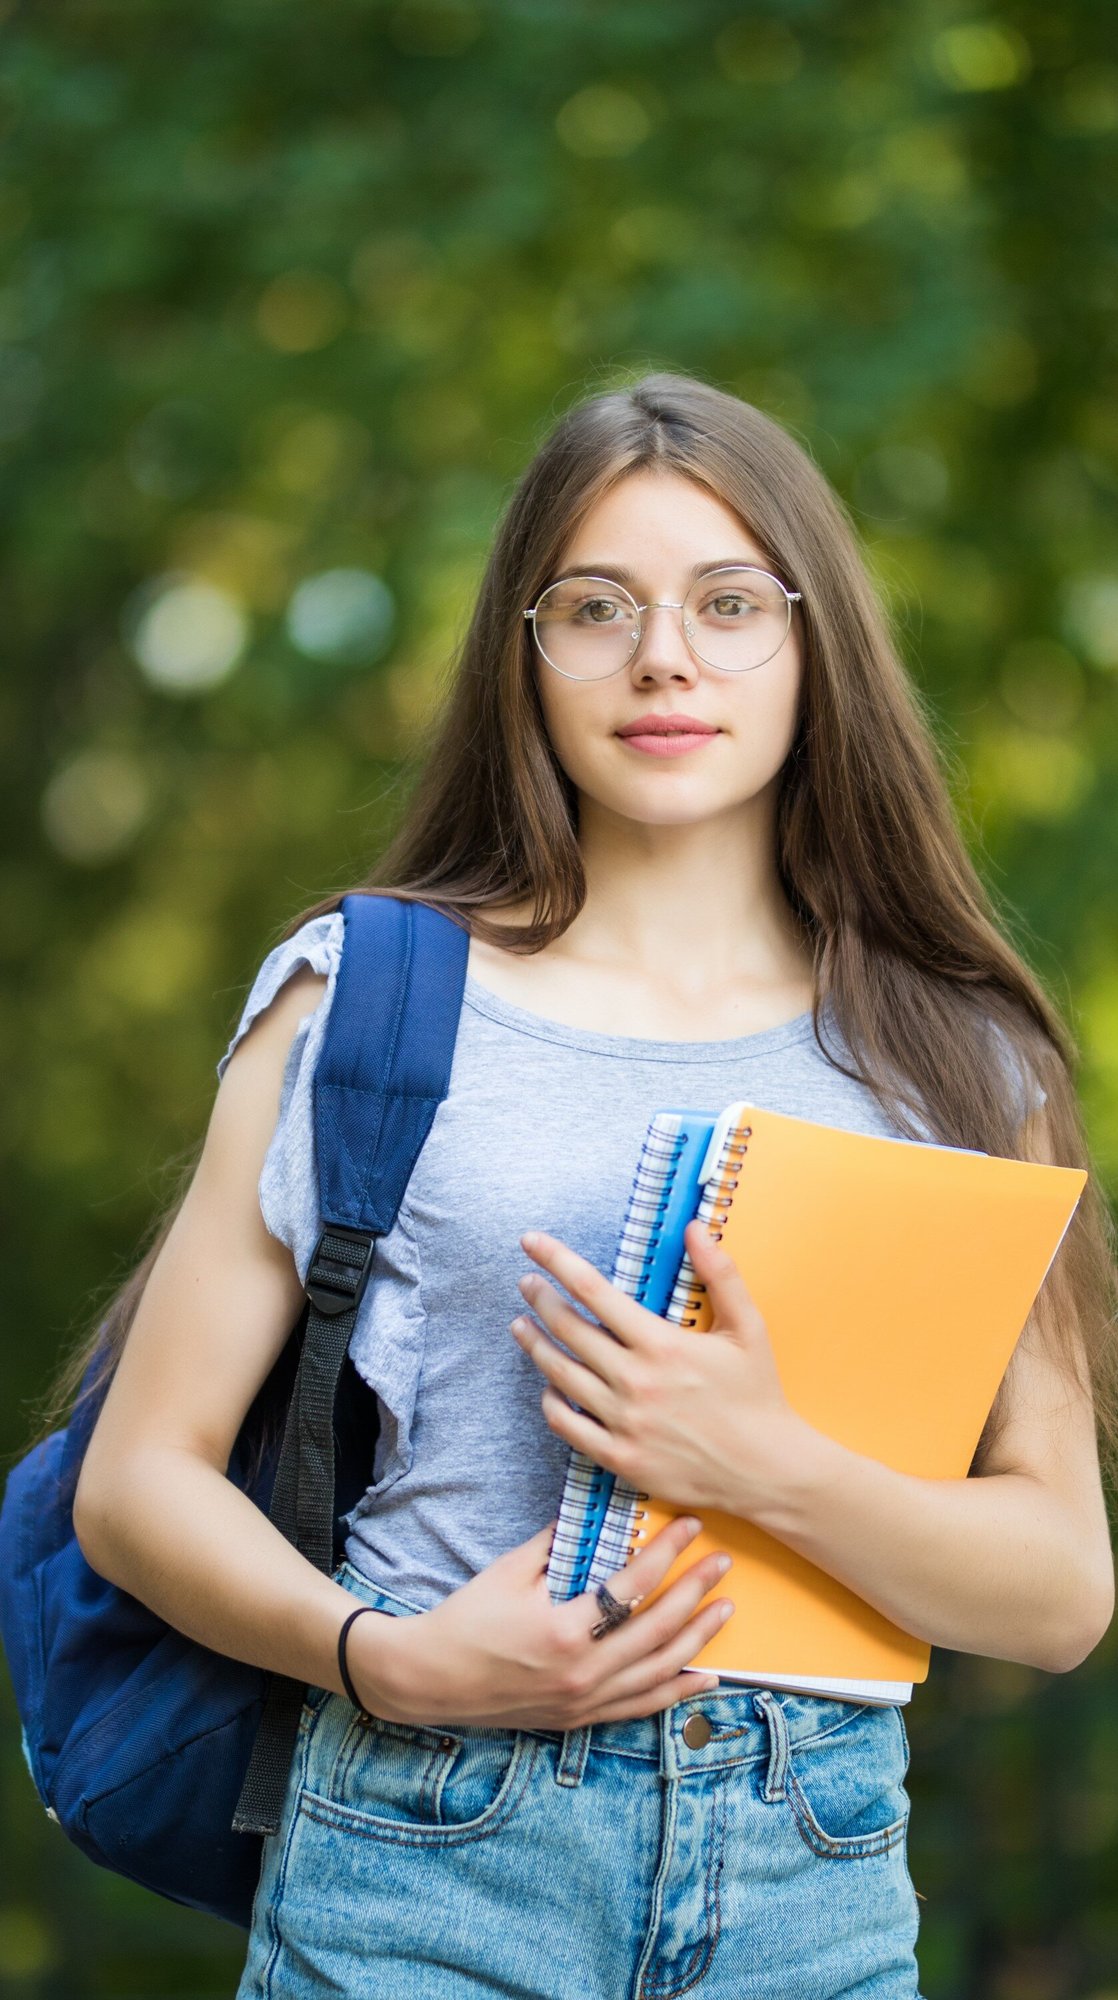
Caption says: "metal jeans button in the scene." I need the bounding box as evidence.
[682,1711,712,1749]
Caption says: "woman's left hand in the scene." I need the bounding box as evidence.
[512,1218,812,1520]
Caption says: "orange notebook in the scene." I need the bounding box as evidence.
[626,1102,1087,1700]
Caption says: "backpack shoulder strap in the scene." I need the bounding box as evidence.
[315,890,471,1235]
[232,893,469,1836]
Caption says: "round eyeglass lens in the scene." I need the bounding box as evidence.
[682,568,792,672]
[530,568,794,679]
[531,578,639,680]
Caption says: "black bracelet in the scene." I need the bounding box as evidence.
[337,1604,378,1711]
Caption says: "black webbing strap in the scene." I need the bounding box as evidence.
[231,1226,376,1835]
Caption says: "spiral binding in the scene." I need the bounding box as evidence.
[612,1125,690,1292]
[625,1117,752,1554]
[546,1118,688,1601]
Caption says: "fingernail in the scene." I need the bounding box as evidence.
[718,1601,734,1622]
[713,1554,732,1576]
[681,1517,703,1536]
[520,1232,541,1252]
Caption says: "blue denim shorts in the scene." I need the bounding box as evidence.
[237,1560,925,1999]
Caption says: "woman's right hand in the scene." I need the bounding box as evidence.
[345,1514,734,1731]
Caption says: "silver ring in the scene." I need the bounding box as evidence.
[589,1582,643,1641]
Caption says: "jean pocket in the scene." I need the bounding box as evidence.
[772,1699,911,1861]
[300,1709,537,1847]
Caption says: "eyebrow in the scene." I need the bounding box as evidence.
[545,558,765,590]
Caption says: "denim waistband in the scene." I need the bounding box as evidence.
[330,1559,902,1786]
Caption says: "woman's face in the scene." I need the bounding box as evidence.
[531,468,804,832]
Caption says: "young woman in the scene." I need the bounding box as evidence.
[66,373,1115,1998]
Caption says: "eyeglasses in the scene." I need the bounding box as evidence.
[522,565,802,681]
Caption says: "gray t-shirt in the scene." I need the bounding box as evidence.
[216,911,1041,1611]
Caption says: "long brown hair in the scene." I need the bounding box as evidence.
[31,369,1118,1491]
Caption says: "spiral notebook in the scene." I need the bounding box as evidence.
[549,1101,1087,1707]
[546,1110,718,1602]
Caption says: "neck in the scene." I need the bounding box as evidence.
[557,789,814,1000]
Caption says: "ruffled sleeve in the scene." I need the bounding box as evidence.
[215,910,346,1284]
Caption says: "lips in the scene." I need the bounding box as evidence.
[616,714,718,739]
[615,714,720,757]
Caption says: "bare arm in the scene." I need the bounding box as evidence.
[747,1335,1114,1675]
[73,966,372,1697]
[73,965,735,1729]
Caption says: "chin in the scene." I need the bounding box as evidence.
[608,788,744,828]
[564,749,775,824]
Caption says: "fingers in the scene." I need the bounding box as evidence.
[528,1516,734,1731]
[562,1579,736,1727]
[586,1592,734,1712]
[514,1318,618,1428]
[684,1217,761,1329]
[591,1513,727,1647]
[550,1514,731,1705]
[587,1546,732,1675]
[552,1513,703,1646]
[603,1511,708,1605]
[514,1275,629,1387]
[519,1231,654,1352]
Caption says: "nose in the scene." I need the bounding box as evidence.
[629,601,700,688]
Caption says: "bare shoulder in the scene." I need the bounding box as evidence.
[219,948,329,1137]
[218,961,328,1082]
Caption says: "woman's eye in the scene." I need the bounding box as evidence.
[708,593,754,619]
[579,598,622,623]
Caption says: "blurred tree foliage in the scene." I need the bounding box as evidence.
[0,0,1115,1993]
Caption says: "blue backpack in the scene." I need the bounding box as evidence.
[0,893,469,1929]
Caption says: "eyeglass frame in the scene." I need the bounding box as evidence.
[521,563,803,681]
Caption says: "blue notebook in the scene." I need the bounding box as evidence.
[545,1110,716,1601]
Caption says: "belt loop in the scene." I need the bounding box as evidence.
[751,1690,789,1802]
[555,1724,592,1787]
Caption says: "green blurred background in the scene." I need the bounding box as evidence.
[2,1,1116,1994]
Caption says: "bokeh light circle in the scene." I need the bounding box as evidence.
[41,747,152,864]
[285,568,395,666]
[125,574,248,693]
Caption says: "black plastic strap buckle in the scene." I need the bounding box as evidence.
[305,1224,378,1316]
